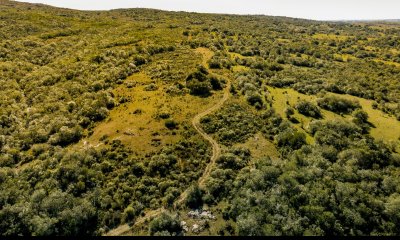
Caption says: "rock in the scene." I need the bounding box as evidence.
[188,209,216,220]
[192,224,201,234]
[123,130,135,136]
[181,221,188,232]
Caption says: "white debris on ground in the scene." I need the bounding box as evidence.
[181,221,189,233]
[187,209,216,220]
[181,209,216,234]
[191,224,201,234]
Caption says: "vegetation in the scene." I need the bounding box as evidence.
[0,0,399,236]
[317,96,361,114]
[296,100,322,119]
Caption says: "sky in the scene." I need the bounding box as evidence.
[18,0,400,21]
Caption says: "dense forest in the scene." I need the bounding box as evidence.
[0,0,399,236]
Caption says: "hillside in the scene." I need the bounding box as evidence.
[0,0,400,236]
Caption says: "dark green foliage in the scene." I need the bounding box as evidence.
[284,106,295,118]
[149,213,183,236]
[185,184,203,209]
[165,119,178,130]
[352,109,369,124]
[187,80,212,96]
[317,96,361,114]
[352,109,371,133]
[276,129,307,151]
[296,100,322,118]
[246,93,263,107]
[185,66,224,96]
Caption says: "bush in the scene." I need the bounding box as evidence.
[186,184,203,209]
[352,109,369,124]
[49,126,83,146]
[144,83,158,91]
[209,59,222,69]
[165,120,178,130]
[276,129,307,151]
[317,96,360,114]
[209,75,223,90]
[187,80,212,96]
[149,213,182,236]
[295,100,322,118]
[284,107,295,118]
[246,93,263,107]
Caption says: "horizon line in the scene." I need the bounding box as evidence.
[14,0,400,22]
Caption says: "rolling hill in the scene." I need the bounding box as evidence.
[0,0,400,236]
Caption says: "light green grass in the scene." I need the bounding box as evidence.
[267,86,400,148]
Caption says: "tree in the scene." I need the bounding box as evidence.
[285,107,295,118]
[247,93,263,107]
[276,129,307,151]
[237,214,263,236]
[165,119,178,130]
[185,184,203,209]
[295,100,322,119]
[149,213,182,236]
[352,109,369,124]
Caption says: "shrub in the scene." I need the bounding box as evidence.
[295,100,322,118]
[284,107,295,118]
[209,75,223,90]
[144,83,158,91]
[209,59,222,69]
[352,109,369,124]
[268,78,296,88]
[317,96,360,114]
[246,93,263,106]
[186,184,203,209]
[165,120,178,130]
[149,213,182,236]
[276,129,307,151]
[187,80,212,96]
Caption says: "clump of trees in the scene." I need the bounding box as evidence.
[295,100,322,118]
[317,95,360,114]
[186,66,224,96]
[149,213,183,236]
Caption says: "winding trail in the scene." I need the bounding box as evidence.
[106,49,230,236]
[174,75,230,207]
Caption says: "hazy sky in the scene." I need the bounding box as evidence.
[18,0,400,20]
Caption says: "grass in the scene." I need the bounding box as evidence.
[78,47,225,156]
[334,53,356,62]
[312,33,352,41]
[234,132,280,164]
[333,93,400,147]
[373,59,400,68]
[232,65,250,72]
[266,86,400,148]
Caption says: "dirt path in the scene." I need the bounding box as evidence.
[106,77,230,236]
[105,48,230,236]
[106,208,165,236]
[174,75,230,207]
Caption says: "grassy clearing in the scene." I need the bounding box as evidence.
[334,53,356,62]
[266,86,400,148]
[333,93,400,147]
[232,65,250,72]
[312,33,352,41]
[79,48,224,155]
[234,132,280,164]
